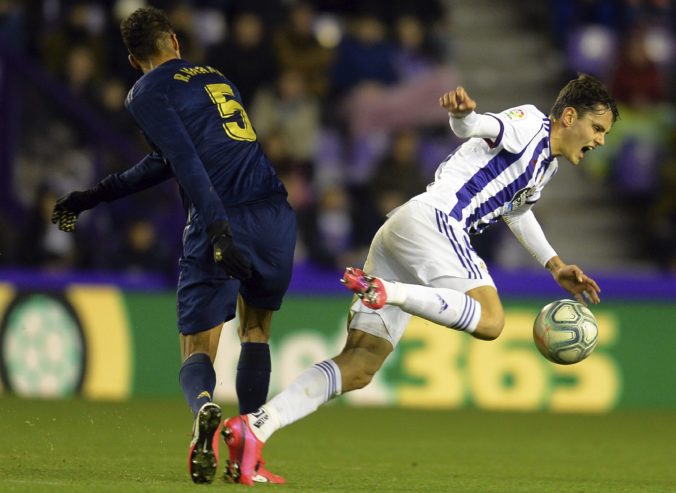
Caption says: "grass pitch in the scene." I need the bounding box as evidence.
[0,397,675,493]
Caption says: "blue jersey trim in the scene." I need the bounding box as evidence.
[463,136,550,228]
[450,147,524,221]
[484,114,505,149]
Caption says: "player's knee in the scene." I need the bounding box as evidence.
[474,311,505,341]
[238,326,269,343]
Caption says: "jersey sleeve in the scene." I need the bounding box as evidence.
[486,105,546,154]
[96,152,173,202]
[127,90,228,227]
[502,207,557,267]
[449,111,502,141]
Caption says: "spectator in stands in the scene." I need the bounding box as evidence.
[221,0,287,31]
[622,0,674,30]
[206,11,277,105]
[337,12,455,186]
[273,2,333,99]
[16,122,94,210]
[611,25,666,106]
[386,0,446,32]
[370,129,429,221]
[340,11,456,136]
[166,3,204,63]
[63,45,100,101]
[97,77,140,139]
[329,11,398,99]
[41,3,106,81]
[297,184,364,269]
[250,69,321,163]
[549,0,621,47]
[594,24,670,199]
[647,145,676,273]
[0,0,23,52]
[19,186,77,270]
[392,14,444,81]
[113,218,175,279]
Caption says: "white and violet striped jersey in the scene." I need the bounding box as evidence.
[414,104,558,235]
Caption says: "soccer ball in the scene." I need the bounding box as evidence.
[533,299,598,365]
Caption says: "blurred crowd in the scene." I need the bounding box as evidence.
[550,0,675,271]
[0,0,673,284]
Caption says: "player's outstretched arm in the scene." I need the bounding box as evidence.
[439,87,500,140]
[51,153,172,232]
[546,256,601,305]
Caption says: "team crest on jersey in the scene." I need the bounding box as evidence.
[505,109,526,120]
[508,186,535,211]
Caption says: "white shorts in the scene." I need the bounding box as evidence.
[348,199,495,347]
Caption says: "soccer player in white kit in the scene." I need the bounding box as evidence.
[220,74,619,484]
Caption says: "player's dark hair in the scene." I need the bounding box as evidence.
[550,74,619,122]
[120,6,175,60]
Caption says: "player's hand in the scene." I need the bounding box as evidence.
[207,220,252,280]
[50,190,100,232]
[439,86,477,118]
[551,264,601,305]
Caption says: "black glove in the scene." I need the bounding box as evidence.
[207,220,252,280]
[50,190,102,232]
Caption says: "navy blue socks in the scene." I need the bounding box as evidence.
[179,344,271,415]
[179,352,216,416]
[236,342,271,414]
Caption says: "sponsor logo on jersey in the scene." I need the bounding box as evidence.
[505,109,526,120]
[509,186,534,210]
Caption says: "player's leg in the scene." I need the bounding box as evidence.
[231,196,295,416]
[333,327,393,391]
[226,304,287,486]
[179,324,222,414]
[179,326,225,484]
[465,284,504,340]
[344,271,504,340]
[177,222,240,484]
[222,327,393,485]
[343,200,503,340]
[250,327,392,436]
[235,296,273,415]
[222,234,410,484]
[225,196,296,483]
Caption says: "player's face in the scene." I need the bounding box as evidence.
[563,107,613,166]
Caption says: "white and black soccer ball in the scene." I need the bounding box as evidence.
[533,299,598,365]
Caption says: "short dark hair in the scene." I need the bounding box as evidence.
[550,74,619,122]
[120,6,174,60]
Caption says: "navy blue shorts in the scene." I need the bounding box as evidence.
[177,195,296,334]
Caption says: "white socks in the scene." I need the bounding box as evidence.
[247,359,341,443]
[381,280,481,333]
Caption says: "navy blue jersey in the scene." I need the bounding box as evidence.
[124,58,286,228]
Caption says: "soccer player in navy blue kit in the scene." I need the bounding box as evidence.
[51,7,294,485]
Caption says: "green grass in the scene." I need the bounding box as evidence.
[0,397,675,493]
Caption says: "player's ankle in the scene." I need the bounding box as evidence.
[247,405,279,443]
[380,280,407,305]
